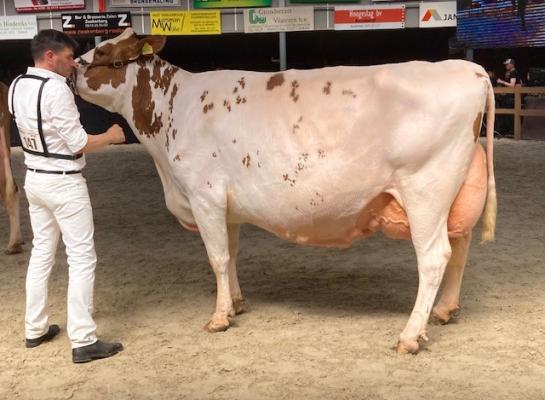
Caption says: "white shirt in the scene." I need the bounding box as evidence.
[8,67,88,171]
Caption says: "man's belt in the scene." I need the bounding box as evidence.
[28,168,82,175]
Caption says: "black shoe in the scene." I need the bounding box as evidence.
[25,325,61,348]
[72,340,123,364]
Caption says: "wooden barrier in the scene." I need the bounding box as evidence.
[493,86,545,140]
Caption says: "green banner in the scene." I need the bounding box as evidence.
[194,0,271,8]
[289,0,359,2]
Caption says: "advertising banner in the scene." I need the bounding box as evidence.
[244,7,313,33]
[150,11,221,35]
[194,0,271,9]
[334,5,406,30]
[14,0,85,13]
[0,15,38,39]
[62,12,132,37]
[419,1,456,28]
[110,0,181,8]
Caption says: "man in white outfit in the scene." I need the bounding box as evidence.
[9,30,125,363]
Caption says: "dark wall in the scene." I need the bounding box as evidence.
[5,28,542,146]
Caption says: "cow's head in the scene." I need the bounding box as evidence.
[75,28,165,113]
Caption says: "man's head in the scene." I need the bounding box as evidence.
[31,29,78,78]
[503,58,515,71]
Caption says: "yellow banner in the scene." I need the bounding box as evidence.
[150,11,221,35]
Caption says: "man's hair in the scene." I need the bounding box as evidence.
[30,29,79,61]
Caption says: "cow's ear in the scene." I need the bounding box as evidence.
[138,36,166,55]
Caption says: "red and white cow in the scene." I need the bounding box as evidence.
[75,29,496,353]
[0,82,23,254]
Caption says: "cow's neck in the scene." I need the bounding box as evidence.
[120,56,189,186]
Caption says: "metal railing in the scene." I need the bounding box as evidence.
[493,86,545,140]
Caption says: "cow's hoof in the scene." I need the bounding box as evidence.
[232,298,245,315]
[204,317,230,333]
[396,339,420,355]
[432,304,461,325]
[5,244,23,255]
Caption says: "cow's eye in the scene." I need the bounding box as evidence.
[95,49,105,57]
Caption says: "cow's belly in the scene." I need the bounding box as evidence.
[252,143,486,247]
[355,143,487,243]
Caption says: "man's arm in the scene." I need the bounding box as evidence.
[49,83,125,154]
[497,77,517,87]
[77,124,125,154]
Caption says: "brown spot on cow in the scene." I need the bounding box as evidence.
[292,124,300,134]
[236,96,242,105]
[266,73,285,90]
[290,81,300,102]
[207,181,213,188]
[173,154,182,162]
[212,152,217,158]
[309,192,325,207]
[323,81,332,95]
[83,35,155,90]
[318,149,326,159]
[282,173,296,187]
[242,97,247,104]
[203,102,214,114]
[169,84,178,114]
[200,90,208,103]
[132,66,163,138]
[223,100,231,112]
[242,153,251,168]
[298,116,303,123]
[165,133,170,152]
[342,89,357,98]
[85,63,128,91]
[172,129,178,140]
[151,60,179,95]
[233,87,238,94]
[238,77,246,89]
[473,111,483,142]
[232,138,237,144]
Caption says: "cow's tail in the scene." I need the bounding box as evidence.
[481,79,497,244]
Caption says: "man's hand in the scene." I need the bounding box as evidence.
[107,124,126,144]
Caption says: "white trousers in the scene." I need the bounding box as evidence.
[24,170,98,349]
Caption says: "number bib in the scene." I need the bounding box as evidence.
[19,127,45,153]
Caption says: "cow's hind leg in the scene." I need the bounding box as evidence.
[191,199,235,332]
[396,182,455,354]
[228,224,245,315]
[432,232,472,324]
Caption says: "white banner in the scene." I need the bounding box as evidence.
[0,15,38,39]
[419,1,456,28]
[14,0,85,13]
[243,7,314,33]
[110,0,181,7]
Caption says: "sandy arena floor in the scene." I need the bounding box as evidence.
[1,139,544,400]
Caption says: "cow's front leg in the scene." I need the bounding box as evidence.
[228,224,245,315]
[191,199,234,332]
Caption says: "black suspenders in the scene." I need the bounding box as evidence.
[11,74,82,161]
